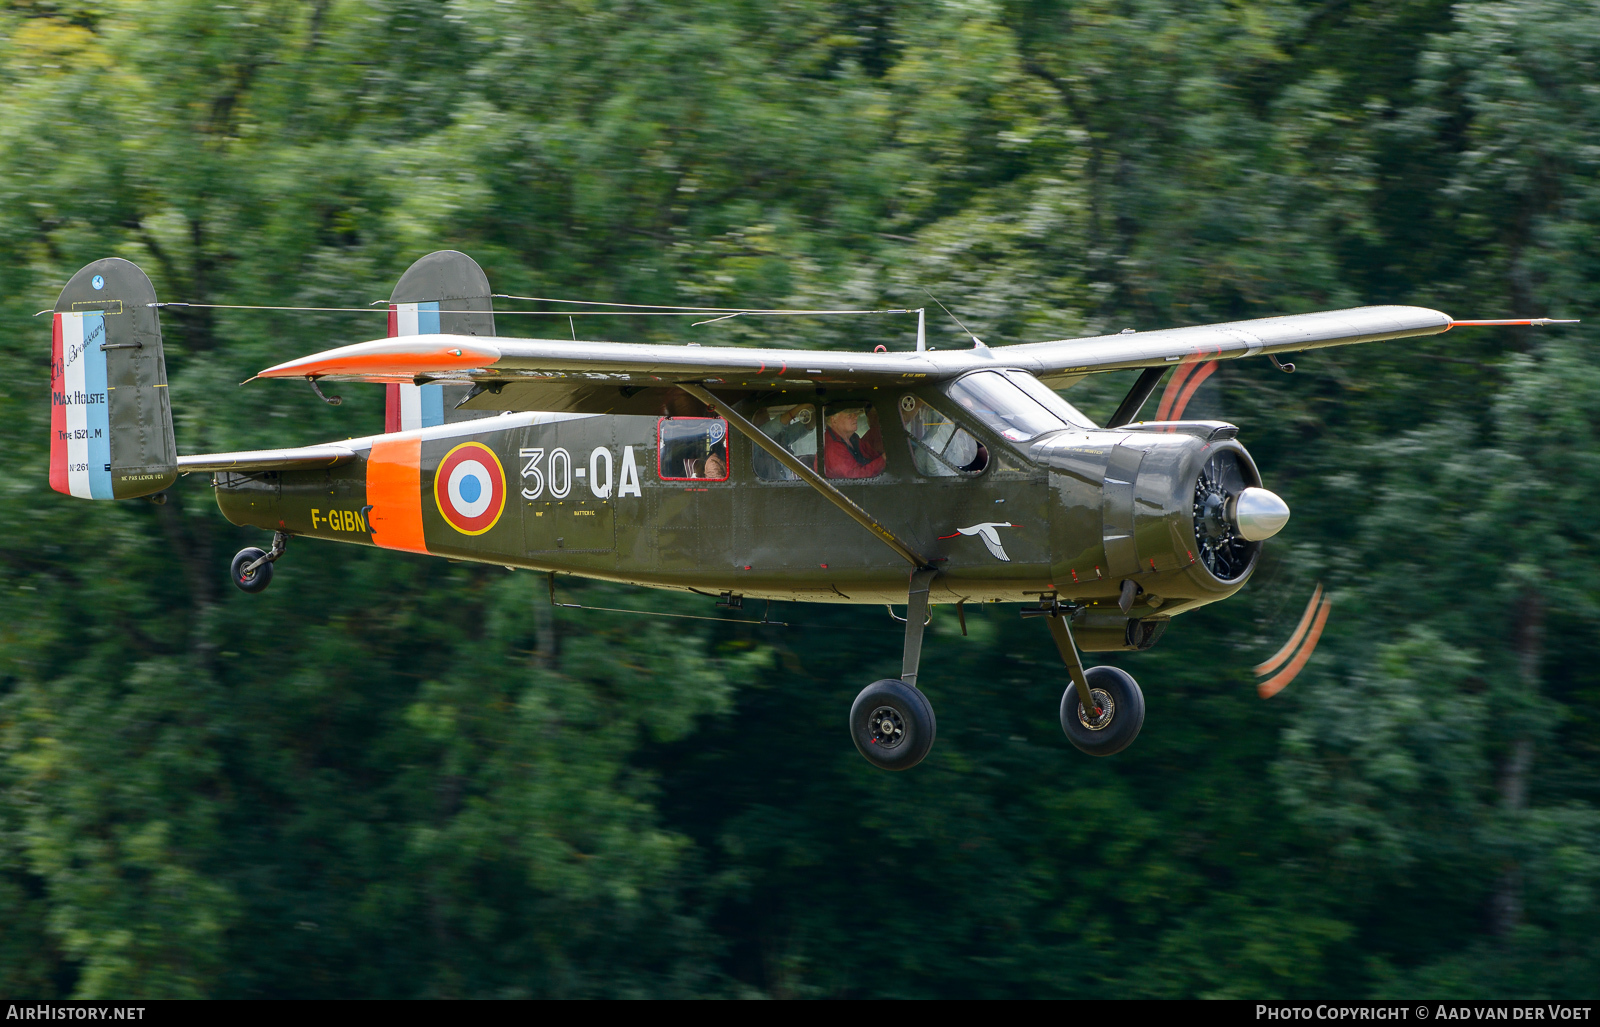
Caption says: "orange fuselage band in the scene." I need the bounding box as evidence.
[367,436,428,554]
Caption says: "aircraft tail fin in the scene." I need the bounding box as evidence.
[385,250,500,432]
[49,258,176,500]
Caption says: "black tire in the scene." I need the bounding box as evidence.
[230,547,274,594]
[1060,665,1145,757]
[850,679,936,771]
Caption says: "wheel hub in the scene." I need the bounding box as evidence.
[1077,688,1115,731]
[868,705,906,748]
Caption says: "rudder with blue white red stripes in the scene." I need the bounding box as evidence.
[49,259,176,500]
[384,251,498,433]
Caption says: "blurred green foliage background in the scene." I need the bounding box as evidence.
[1,0,1598,999]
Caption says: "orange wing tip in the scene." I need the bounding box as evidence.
[258,337,502,380]
[1448,318,1580,329]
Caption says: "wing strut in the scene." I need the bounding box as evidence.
[1107,366,1167,428]
[676,383,933,570]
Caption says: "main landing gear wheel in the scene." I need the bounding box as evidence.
[230,547,274,593]
[851,679,937,771]
[1061,665,1145,757]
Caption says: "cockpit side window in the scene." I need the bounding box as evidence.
[945,370,1092,443]
[657,417,730,481]
[751,404,817,480]
[899,394,988,476]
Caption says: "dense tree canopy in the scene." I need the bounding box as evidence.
[0,0,1596,998]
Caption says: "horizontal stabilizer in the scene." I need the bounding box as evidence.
[177,445,357,473]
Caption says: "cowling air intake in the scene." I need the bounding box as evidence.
[48,258,176,500]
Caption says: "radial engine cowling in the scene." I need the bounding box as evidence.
[1034,423,1287,617]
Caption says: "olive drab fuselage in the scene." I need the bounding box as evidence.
[213,388,1257,632]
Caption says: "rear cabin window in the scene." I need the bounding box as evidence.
[751,404,817,480]
[657,417,730,481]
[899,395,988,476]
[823,405,886,480]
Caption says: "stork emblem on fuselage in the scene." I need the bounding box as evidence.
[941,522,1015,562]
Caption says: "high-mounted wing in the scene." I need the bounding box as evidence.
[256,304,1458,411]
[1007,304,1455,383]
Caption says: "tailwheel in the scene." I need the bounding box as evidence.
[230,547,274,594]
[230,531,288,595]
[1060,665,1145,756]
[850,679,936,771]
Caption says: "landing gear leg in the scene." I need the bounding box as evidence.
[899,568,937,688]
[1045,606,1146,756]
[850,568,939,771]
[230,531,289,594]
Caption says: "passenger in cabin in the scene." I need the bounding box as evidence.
[824,407,886,479]
[659,417,729,479]
[752,404,816,480]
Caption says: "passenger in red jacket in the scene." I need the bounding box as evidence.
[824,408,886,479]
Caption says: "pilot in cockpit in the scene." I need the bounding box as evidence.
[900,395,988,475]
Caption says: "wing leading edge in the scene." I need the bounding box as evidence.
[257,304,1454,394]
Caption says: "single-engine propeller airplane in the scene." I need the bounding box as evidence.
[46,251,1575,770]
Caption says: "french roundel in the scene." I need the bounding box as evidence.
[434,442,507,535]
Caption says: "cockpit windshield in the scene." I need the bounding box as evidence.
[945,370,1096,442]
